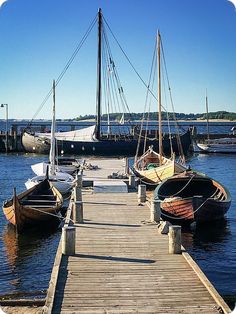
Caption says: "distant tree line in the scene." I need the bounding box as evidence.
[75,111,236,121]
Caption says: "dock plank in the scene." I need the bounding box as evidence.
[49,190,230,313]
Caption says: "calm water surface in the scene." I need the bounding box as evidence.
[182,153,236,298]
[0,152,235,301]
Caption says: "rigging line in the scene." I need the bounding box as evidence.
[138,40,157,156]
[103,35,121,116]
[103,18,171,124]
[102,25,132,120]
[160,35,185,160]
[101,38,109,127]
[29,14,98,124]
[102,16,158,103]
[144,52,157,153]
[161,60,174,156]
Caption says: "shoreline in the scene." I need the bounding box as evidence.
[76,119,235,123]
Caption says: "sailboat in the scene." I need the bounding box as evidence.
[195,93,236,153]
[133,31,187,186]
[25,81,75,195]
[21,9,191,157]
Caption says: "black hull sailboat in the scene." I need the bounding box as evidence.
[21,128,191,156]
[21,9,192,157]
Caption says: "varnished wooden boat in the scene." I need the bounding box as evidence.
[154,171,231,224]
[133,146,187,186]
[132,32,187,187]
[2,179,63,232]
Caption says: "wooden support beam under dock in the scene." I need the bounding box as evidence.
[44,158,230,314]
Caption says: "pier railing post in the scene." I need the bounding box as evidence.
[138,184,146,203]
[169,225,182,254]
[124,157,129,175]
[62,226,76,255]
[129,174,136,188]
[75,173,82,203]
[73,173,83,223]
[150,199,161,223]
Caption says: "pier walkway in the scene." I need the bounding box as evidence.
[44,158,230,314]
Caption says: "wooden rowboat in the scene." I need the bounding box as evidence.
[2,179,63,232]
[133,146,187,186]
[154,171,231,224]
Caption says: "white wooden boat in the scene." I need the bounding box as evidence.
[196,138,236,153]
[31,156,81,176]
[194,93,236,154]
[25,81,75,194]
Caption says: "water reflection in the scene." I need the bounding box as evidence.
[182,218,230,252]
[0,222,60,298]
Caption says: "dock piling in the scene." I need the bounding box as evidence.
[62,226,75,256]
[73,173,83,223]
[124,157,129,175]
[74,173,82,203]
[138,184,146,203]
[150,199,161,223]
[129,174,136,188]
[169,225,182,254]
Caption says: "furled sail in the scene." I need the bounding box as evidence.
[36,125,97,142]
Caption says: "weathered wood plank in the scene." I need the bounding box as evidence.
[43,158,230,314]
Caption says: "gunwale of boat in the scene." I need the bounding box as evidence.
[158,173,230,200]
[2,179,63,232]
[154,171,231,223]
[135,159,186,184]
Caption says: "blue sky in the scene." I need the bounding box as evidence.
[0,0,235,119]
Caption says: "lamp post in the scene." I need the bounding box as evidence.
[1,104,8,153]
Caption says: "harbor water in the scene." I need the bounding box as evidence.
[0,141,235,303]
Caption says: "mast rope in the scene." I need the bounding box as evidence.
[28,14,97,125]
[160,37,185,163]
[103,16,158,102]
[135,40,157,160]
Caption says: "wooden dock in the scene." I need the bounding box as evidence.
[43,158,230,314]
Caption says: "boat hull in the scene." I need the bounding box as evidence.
[132,160,186,186]
[196,142,236,154]
[25,172,74,195]
[21,129,192,156]
[154,172,231,224]
[160,196,229,223]
[2,180,63,232]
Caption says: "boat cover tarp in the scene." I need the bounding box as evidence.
[36,125,97,142]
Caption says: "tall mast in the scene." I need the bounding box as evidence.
[206,89,210,140]
[157,31,162,165]
[49,80,56,175]
[96,8,102,140]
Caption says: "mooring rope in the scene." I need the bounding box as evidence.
[152,188,219,220]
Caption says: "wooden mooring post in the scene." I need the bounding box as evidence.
[150,199,161,223]
[138,184,146,203]
[61,226,75,256]
[73,172,83,223]
[169,225,182,254]
[128,174,136,188]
